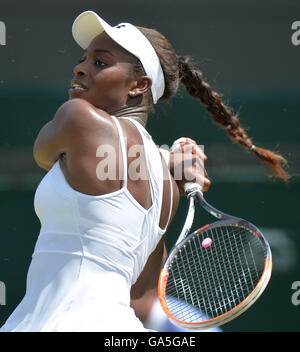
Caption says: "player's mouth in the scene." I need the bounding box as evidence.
[69,80,88,92]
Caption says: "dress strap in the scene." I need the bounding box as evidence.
[110,115,128,188]
[159,167,173,233]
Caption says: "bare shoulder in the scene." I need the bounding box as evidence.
[54,98,113,133]
[33,98,117,170]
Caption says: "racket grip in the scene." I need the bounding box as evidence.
[184,182,203,195]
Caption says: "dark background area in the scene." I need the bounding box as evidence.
[0,0,299,331]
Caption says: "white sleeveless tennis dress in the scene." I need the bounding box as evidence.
[0,116,172,332]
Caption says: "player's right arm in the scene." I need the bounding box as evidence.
[33,98,110,170]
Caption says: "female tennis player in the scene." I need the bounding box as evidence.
[0,10,288,332]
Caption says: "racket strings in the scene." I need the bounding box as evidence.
[165,225,266,323]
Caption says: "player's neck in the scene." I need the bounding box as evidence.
[109,105,148,127]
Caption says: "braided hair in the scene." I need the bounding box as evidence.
[135,26,289,182]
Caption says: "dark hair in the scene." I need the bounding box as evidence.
[135,26,289,182]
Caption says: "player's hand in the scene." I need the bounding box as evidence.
[169,137,211,196]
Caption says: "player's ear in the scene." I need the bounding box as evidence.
[128,76,152,98]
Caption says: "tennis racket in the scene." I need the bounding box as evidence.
[158,182,272,330]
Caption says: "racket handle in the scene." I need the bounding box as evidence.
[184,182,203,195]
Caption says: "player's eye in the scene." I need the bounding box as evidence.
[77,57,107,67]
[94,59,107,67]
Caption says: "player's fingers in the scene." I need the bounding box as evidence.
[172,138,207,162]
[173,144,207,163]
[192,164,211,192]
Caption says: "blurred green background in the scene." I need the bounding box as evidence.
[0,0,299,331]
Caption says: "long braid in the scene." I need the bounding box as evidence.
[177,55,289,182]
[136,27,289,182]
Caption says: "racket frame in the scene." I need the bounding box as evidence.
[158,184,272,330]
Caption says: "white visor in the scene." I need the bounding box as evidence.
[72,11,165,104]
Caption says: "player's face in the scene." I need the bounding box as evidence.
[69,32,137,112]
